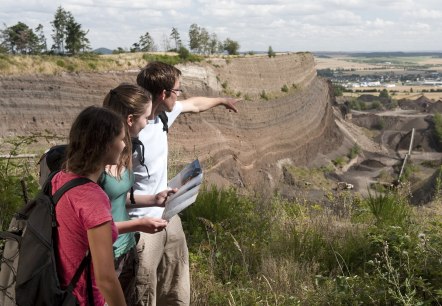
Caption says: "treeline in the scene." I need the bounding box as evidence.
[0,6,242,56]
[110,24,241,56]
[0,6,89,55]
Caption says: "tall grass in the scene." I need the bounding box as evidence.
[182,185,442,305]
[0,52,204,76]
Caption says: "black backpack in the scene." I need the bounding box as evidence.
[0,173,94,306]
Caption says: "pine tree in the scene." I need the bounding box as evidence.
[51,6,68,54]
[268,46,276,58]
[170,27,181,51]
[65,14,89,55]
[34,24,47,53]
[139,32,156,52]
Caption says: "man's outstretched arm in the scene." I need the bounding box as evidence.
[181,97,240,114]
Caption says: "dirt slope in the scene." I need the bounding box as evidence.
[0,53,341,192]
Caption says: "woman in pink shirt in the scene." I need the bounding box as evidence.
[52,106,127,306]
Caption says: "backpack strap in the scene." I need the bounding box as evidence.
[52,177,92,204]
[130,137,151,204]
[51,177,94,305]
[158,111,169,133]
[66,252,94,306]
[85,254,94,306]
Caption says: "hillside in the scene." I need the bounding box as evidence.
[0,53,341,192]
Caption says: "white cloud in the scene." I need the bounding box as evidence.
[366,18,395,28]
[0,0,441,52]
[405,9,442,19]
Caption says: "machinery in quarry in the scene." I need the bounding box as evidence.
[337,181,354,190]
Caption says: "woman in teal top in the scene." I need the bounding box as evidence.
[101,83,175,305]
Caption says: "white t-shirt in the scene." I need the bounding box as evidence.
[128,101,183,218]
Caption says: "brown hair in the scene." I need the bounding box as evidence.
[136,61,181,100]
[103,83,152,174]
[65,106,124,176]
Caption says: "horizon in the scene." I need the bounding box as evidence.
[93,48,442,54]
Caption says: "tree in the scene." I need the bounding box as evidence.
[138,32,156,52]
[130,42,140,53]
[161,33,171,52]
[268,45,275,58]
[51,6,69,54]
[112,47,126,54]
[0,22,39,54]
[223,38,240,55]
[170,27,181,51]
[34,24,47,53]
[208,33,219,55]
[199,28,210,54]
[379,88,390,99]
[65,14,90,55]
[188,24,201,53]
[178,46,190,60]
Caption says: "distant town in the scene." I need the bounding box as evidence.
[317,69,442,89]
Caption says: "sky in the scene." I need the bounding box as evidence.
[1,0,441,52]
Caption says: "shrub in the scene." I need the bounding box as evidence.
[260,90,269,100]
[433,113,442,145]
[56,59,65,67]
[88,62,97,70]
[379,89,390,99]
[364,191,410,227]
[142,53,180,66]
[371,100,382,110]
[333,84,346,97]
[348,144,361,159]
[333,156,347,167]
[281,84,289,92]
[374,118,385,130]
[178,46,190,61]
[67,64,76,72]
[0,135,45,231]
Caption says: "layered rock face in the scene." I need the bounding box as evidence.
[0,53,341,190]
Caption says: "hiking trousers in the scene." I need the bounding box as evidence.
[135,215,190,306]
[116,246,139,305]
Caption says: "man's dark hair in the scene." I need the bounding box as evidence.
[136,61,181,99]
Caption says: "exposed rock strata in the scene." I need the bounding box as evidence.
[0,53,341,190]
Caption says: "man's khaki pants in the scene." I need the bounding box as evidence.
[136,215,190,306]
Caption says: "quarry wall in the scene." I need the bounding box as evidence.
[0,53,342,189]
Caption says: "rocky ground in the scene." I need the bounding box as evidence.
[328,97,442,205]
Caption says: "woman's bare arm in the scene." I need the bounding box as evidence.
[87,222,126,306]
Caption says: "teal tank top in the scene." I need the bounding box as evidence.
[101,169,136,258]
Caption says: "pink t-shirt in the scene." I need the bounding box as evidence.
[52,171,118,306]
